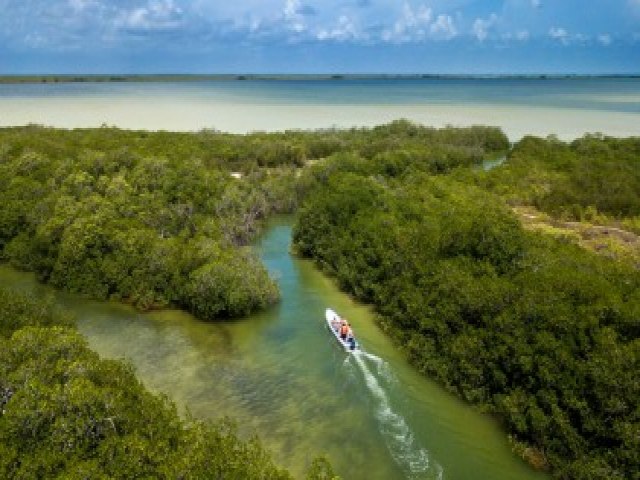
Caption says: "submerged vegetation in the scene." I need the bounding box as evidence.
[0,288,340,479]
[294,131,640,479]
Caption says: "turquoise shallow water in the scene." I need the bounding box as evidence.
[2,77,639,111]
[0,219,550,480]
[1,77,638,139]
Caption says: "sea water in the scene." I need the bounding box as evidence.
[0,77,638,140]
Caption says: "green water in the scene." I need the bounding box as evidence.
[0,219,549,480]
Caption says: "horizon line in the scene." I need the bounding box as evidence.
[2,72,639,82]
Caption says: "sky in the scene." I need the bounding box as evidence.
[0,0,638,74]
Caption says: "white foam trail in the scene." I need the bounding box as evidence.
[341,355,358,386]
[360,351,397,385]
[351,352,443,480]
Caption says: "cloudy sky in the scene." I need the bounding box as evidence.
[1,0,638,73]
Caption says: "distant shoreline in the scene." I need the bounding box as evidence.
[1,73,639,84]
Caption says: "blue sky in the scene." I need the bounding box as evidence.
[0,0,638,73]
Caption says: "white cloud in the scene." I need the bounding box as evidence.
[548,27,595,46]
[430,14,457,40]
[24,31,47,48]
[549,26,569,44]
[284,0,299,19]
[380,5,456,43]
[574,33,589,44]
[382,3,432,43]
[312,2,458,44]
[597,33,612,45]
[472,13,498,42]
[68,0,97,12]
[2,0,634,55]
[116,0,184,32]
[317,15,360,41]
[501,30,530,42]
[283,0,307,33]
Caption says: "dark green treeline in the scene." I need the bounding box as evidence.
[293,132,639,479]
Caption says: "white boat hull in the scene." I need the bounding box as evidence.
[325,308,359,352]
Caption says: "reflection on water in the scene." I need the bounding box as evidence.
[0,219,549,480]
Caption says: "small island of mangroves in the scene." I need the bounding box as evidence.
[0,122,638,479]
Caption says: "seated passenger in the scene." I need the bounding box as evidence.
[340,322,349,341]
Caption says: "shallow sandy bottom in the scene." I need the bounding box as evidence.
[1,96,638,140]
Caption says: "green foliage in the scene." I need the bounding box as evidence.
[304,457,340,480]
[0,288,339,479]
[0,127,297,319]
[0,325,293,479]
[478,134,640,220]
[294,157,640,479]
[0,289,72,338]
[184,248,278,318]
[0,123,507,320]
[0,122,507,478]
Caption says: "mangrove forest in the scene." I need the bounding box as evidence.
[0,122,638,479]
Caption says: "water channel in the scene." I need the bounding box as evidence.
[0,218,548,480]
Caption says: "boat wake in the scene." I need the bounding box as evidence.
[350,351,443,480]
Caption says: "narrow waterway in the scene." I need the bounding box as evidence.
[0,218,548,480]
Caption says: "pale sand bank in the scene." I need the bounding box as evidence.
[1,96,638,140]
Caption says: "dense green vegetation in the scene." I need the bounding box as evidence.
[0,122,506,319]
[474,134,640,229]
[293,138,640,479]
[0,126,292,318]
[0,121,511,479]
[5,122,638,478]
[0,287,337,479]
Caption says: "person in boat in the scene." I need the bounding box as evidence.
[332,315,342,331]
[346,326,356,350]
[346,326,354,342]
[339,321,350,341]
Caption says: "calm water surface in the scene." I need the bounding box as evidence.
[0,218,548,480]
[1,77,639,140]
